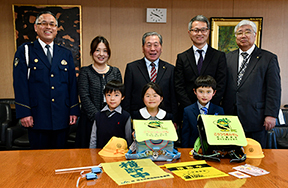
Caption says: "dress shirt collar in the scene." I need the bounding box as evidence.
[193,43,208,54]
[239,44,255,57]
[139,107,166,120]
[101,104,122,117]
[144,57,159,68]
[38,38,54,53]
[197,101,210,114]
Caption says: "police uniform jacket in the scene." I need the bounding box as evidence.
[13,40,80,130]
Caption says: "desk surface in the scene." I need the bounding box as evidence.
[0,148,287,188]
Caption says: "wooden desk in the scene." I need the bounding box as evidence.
[0,149,287,187]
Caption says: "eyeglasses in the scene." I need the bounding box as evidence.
[235,30,253,36]
[190,27,209,34]
[37,22,57,27]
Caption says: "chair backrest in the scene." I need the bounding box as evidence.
[0,103,12,144]
[0,103,12,123]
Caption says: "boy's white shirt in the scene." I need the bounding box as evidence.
[197,101,210,114]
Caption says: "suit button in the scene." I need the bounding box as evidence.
[51,86,54,90]
[34,67,36,70]
[64,68,67,71]
[51,74,54,77]
[52,99,55,102]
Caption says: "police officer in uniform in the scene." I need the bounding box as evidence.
[13,11,80,149]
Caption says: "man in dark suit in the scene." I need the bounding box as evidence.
[123,32,177,119]
[174,15,227,114]
[222,20,281,148]
[13,11,80,149]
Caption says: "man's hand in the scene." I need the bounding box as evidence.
[69,115,78,125]
[263,116,276,131]
[21,116,34,127]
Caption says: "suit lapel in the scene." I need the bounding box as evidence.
[208,103,217,114]
[238,47,261,88]
[137,58,151,83]
[51,44,61,72]
[156,60,166,83]
[191,103,200,117]
[231,50,239,87]
[186,47,199,75]
[34,40,51,69]
[200,45,213,74]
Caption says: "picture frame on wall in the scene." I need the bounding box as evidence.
[210,17,263,53]
[12,4,82,73]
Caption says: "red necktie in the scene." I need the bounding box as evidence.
[150,62,157,82]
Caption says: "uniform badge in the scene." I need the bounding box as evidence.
[14,58,19,67]
[61,60,67,65]
[34,59,38,63]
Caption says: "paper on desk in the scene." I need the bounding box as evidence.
[233,164,269,176]
[101,158,173,185]
[164,160,228,181]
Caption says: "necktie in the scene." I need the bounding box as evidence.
[197,50,203,74]
[150,62,157,82]
[45,45,52,64]
[202,107,208,115]
[237,52,249,86]
[106,110,115,118]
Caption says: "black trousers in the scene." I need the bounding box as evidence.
[245,129,267,149]
[28,128,68,149]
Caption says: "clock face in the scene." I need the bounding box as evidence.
[146,8,167,23]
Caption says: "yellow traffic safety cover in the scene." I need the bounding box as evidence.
[198,115,247,146]
[133,120,178,142]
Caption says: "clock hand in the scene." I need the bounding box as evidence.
[151,12,161,19]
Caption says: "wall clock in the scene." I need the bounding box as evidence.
[146,8,167,23]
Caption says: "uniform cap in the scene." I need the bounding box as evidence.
[98,137,128,157]
[243,138,264,158]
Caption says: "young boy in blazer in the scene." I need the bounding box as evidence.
[182,75,224,148]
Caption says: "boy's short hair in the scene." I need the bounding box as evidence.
[103,80,125,97]
[194,75,217,90]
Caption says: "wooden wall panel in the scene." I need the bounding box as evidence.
[0,0,287,106]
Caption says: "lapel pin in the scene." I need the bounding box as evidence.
[61,60,68,65]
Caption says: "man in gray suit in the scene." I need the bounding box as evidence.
[223,20,281,148]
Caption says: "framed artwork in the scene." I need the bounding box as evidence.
[12,4,82,72]
[210,17,263,53]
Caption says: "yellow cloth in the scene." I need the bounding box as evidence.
[101,159,173,185]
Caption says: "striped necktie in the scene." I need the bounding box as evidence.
[202,107,208,115]
[237,52,249,86]
[150,62,157,82]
